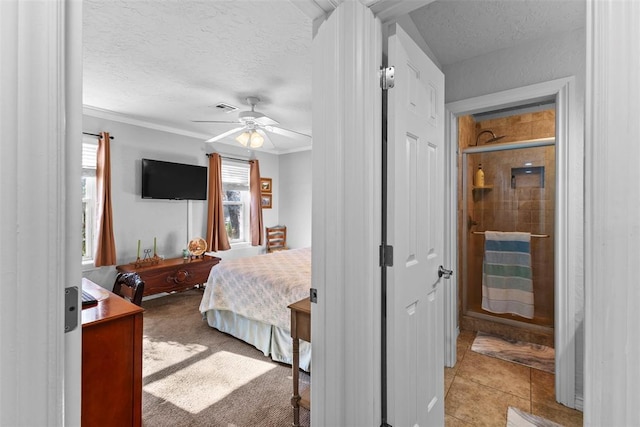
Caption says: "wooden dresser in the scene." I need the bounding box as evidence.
[81,278,144,427]
[116,255,220,296]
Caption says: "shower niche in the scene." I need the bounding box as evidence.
[511,166,545,189]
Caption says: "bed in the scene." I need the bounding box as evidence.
[199,247,312,371]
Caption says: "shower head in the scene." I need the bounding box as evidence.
[475,130,506,145]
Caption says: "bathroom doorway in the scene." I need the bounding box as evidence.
[444,78,578,408]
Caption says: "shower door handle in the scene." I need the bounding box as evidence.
[438,265,453,279]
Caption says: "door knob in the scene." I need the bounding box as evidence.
[438,265,453,279]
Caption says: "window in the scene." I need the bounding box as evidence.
[82,139,97,263]
[221,160,250,244]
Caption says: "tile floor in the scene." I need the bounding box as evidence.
[445,330,584,426]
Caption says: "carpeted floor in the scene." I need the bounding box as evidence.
[141,289,310,426]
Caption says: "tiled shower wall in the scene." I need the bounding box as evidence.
[458,110,556,337]
[475,110,555,145]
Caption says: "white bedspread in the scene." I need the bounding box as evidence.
[199,247,311,331]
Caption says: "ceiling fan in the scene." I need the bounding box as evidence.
[193,96,310,148]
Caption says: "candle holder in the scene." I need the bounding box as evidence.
[133,248,161,268]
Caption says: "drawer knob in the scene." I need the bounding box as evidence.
[168,269,189,283]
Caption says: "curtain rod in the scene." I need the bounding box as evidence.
[206,153,251,163]
[83,132,114,140]
[472,231,549,238]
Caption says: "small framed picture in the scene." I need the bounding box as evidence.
[260,177,272,193]
[261,194,272,209]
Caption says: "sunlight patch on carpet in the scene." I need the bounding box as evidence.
[143,351,276,414]
[143,337,208,377]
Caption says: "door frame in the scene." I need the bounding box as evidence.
[0,0,83,424]
[445,77,578,408]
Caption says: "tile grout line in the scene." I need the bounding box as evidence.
[460,373,531,402]
[529,367,533,412]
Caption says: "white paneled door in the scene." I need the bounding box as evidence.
[386,23,446,426]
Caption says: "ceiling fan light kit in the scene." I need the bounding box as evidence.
[236,130,264,148]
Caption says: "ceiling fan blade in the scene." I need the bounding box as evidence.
[256,129,277,150]
[192,120,240,124]
[205,126,246,143]
[254,115,279,126]
[264,125,311,139]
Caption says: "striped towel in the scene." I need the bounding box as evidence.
[481,231,534,319]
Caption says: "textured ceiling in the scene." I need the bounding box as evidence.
[409,0,585,66]
[83,0,585,154]
[83,0,313,153]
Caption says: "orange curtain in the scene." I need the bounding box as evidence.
[249,160,264,246]
[206,153,230,251]
[94,132,117,266]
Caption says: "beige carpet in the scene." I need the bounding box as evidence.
[142,289,310,426]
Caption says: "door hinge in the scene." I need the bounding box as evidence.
[310,288,318,303]
[379,245,394,267]
[64,287,79,333]
[380,66,395,90]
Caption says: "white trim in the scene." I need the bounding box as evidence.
[445,77,578,408]
[311,3,381,425]
[0,0,81,424]
[277,145,313,154]
[585,1,640,424]
[553,80,576,409]
[83,105,212,140]
[289,0,335,20]
[64,0,84,421]
[575,394,584,412]
[367,0,433,22]
[446,79,566,116]
[289,0,434,22]
[444,108,458,368]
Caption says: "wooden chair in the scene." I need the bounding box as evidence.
[265,225,287,253]
[112,272,145,306]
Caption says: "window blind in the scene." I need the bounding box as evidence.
[82,142,97,169]
[82,142,97,177]
[222,160,250,191]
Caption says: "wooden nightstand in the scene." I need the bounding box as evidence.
[288,297,311,426]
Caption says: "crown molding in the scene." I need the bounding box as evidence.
[277,145,313,155]
[82,105,211,140]
[82,105,310,155]
[291,0,433,22]
[289,0,340,20]
[365,0,432,22]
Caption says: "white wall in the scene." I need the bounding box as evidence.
[443,29,585,104]
[278,150,312,249]
[82,114,279,288]
[442,28,586,402]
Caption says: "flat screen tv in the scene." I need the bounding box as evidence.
[141,158,207,200]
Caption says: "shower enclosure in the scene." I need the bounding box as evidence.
[460,138,556,344]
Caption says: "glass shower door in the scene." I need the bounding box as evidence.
[461,142,555,328]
